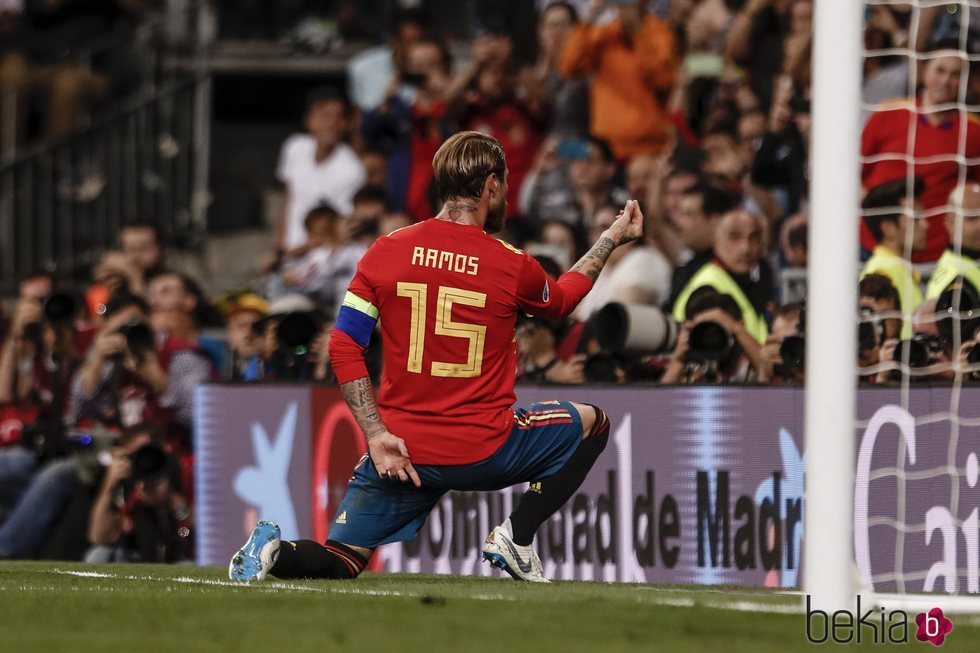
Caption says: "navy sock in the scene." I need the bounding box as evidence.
[270,539,368,579]
[508,406,610,546]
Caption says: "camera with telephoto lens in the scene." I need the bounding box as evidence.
[892,333,945,369]
[595,303,678,354]
[686,320,734,364]
[117,320,155,354]
[777,335,805,377]
[935,277,980,343]
[276,311,321,355]
[969,342,980,381]
[127,443,173,483]
[21,292,78,345]
[858,307,888,353]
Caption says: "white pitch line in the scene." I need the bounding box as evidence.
[49,569,520,601]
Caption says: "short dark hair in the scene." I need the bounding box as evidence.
[859,272,901,307]
[352,185,388,207]
[775,302,803,321]
[413,36,453,73]
[103,293,149,319]
[861,177,923,241]
[304,86,350,117]
[303,203,340,232]
[393,7,428,33]
[586,135,615,164]
[541,1,579,24]
[683,182,737,218]
[120,219,162,244]
[686,289,742,322]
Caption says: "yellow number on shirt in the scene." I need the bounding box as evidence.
[396,282,427,373]
[397,283,487,377]
[432,287,487,377]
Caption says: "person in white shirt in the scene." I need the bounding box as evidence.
[274,87,367,252]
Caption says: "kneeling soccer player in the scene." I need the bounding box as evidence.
[230,131,641,582]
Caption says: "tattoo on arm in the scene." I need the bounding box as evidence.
[341,377,387,440]
[571,235,616,282]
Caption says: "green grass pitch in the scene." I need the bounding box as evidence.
[1,561,977,652]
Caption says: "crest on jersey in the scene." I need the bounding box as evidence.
[542,281,550,303]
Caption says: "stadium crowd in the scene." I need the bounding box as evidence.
[0,0,979,562]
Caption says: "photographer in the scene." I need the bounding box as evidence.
[661,290,769,384]
[672,209,772,345]
[761,302,804,383]
[69,294,212,446]
[86,423,191,564]
[0,294,81,521]
[515,314,586,386]
[857,273,902,383]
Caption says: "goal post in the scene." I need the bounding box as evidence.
[803,0,864,613]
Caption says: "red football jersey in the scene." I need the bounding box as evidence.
[329,218,592,465]
[861,99,980,262]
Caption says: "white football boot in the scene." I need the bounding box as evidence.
[482,519,549,583]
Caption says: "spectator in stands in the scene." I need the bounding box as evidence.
[672,209,771,344]
[666,182,737,312]
[725,0,812,112]
[361,37,452,221]
[574,204,672,320]
[750,65,810,218]
[147,270,224,371]
[661,290,769,383]
[446,31,546,220]
[91,249,148,299]
[220,292,269,382]
[530,1,589,139]
[524,135,629,231]
[273,87,366,253]
[266,205,367,314]
[560,0,678,159]
[86,422,191,563]
[925,183,980,300]
[779,212,807,268]
[862,4,911,122]
[346,8,427,113]
[348,184,387,234]
[860,178,927,339]
[532,220,582,272]
[862,40,980,262]
[119,221,166,286]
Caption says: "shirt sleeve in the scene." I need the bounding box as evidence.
[329,244,381,383]
[516,253,593,320]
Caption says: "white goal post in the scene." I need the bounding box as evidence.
[803,0,864,613]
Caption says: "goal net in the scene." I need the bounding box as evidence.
[808,0,980,613]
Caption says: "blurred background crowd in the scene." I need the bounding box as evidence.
[0,0,979,562]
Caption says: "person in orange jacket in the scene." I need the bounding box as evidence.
[560,0,679,160]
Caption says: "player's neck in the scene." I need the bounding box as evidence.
[435,199,485,228]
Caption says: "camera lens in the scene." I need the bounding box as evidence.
[119,321,155,353]
[276,311,320,352]
[687,320,734,363]
[892,338,931,368]
[43,293,76,324]
[128,444,170,481]
[779,335,805,371]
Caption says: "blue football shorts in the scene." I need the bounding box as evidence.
[327,400,585,548]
